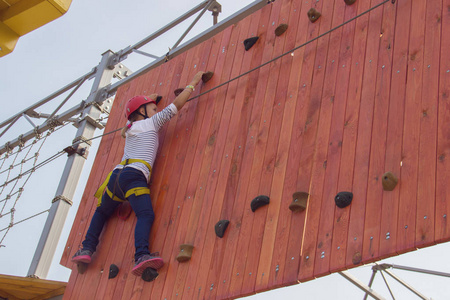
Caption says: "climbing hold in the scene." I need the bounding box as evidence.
[117,202,132,221]
[156,95,163,105]
[289,192,308,212]
[215,220,230,238]
[108,264,119,279]
[335,192,353,208]
[352,252,362,265]
[307,8,321,23]
[176,244,194,262]
[142,268,159,282]
[244,36,259,51]
[275,23,289,36]
[382,171,398,191]
[344,0,357,5]
[174,88,184,96]
[202,71,214,83]
[76,262,88,274]
[251,195,270,212]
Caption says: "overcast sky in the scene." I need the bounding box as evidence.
[0,0,449,299]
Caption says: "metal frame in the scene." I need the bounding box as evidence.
[340,263,450,300]
[4,0,268,279]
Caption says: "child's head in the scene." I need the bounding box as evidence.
[125,94,158,121]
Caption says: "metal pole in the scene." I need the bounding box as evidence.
[27,51,116,279]
[339,271,387,300]
[382,269,430,300]
[363,269,379,300]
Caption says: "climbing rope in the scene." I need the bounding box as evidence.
[187,0,392,102]
[65,0,394,147]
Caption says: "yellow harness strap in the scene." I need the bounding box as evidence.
[95,159,152,207]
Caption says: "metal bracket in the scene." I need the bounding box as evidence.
[112,63,132,80]
[84,114,105,130]
[63,145,88,159]
[51,195,73,206]
[93,85,112,104]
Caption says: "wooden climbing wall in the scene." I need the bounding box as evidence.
[61,0,450,298]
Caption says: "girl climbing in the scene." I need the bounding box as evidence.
[72,71,207,276]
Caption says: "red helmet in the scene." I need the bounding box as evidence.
[124,95,156,119]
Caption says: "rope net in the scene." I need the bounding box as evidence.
[0,124,69,247]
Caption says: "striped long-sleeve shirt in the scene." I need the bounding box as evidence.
[115,103,178,181]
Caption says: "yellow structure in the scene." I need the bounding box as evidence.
[0,0,72,57]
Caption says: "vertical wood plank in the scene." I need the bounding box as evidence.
[397,0,425,254]
[265,0,307,289]
[281,0,317,284]
[165,31,225,300]
[178,24,237,300]
[378,0,409,259]
[328,0,359,273]
[297,0,336,282]
[361,0,395,263]
[225,3,278,298]
[312,0,347,278]
[252,0,298,292]
[344,0,382,269]
[435,0,450,243]
[214,7,270,299]
[415,0,441,249]
[200,16,256,300]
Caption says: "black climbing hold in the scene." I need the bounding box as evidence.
[289,192,309,212]
[307,8,321,23]
[335,192,353,208]
[202,71,214,83]
[344,0,357,5]
[215,220,230,238]
[156,95,163,105]
[142,268,159,282]
[176,244,194,262]
[108,264,119,279]
[275,23,289,36]
[251,195,270,212]
[382,171,398,191]
[244,36,259,51]
[174,88,184,96]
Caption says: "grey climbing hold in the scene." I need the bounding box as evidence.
[156,95,163,105]
[335,191,353,208]
[215,220,230,238]
[289,192,308,212]
[108,264,119,279]
[244,37,259,51]
[251,195,270,212]
[344,0,357,5]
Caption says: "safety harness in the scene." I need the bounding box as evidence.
[95,159,152,207]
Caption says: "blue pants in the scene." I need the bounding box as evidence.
[82,167,155,261]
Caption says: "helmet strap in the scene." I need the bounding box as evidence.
[137,105,149,119]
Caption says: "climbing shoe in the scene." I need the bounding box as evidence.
[72,249,93,264]
[132,253,164,276]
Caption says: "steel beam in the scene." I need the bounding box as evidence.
[339,271,386,300]
[27,51,116,279]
